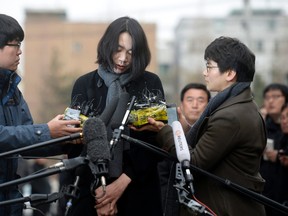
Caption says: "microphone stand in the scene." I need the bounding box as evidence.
[0,192,63,207]
[174,163,213,216]
[120,133,288,215]
[0,132,82,158]
[0,168,61,190]
[0,157,88,189]
[64,176,80,216]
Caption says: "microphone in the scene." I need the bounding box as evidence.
[110,93,136,147]
[48,156,88,171]
[172,121,194,193]
[0,132,82,158]
[83,117,110,198]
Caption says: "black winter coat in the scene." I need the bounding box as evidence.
[61,70,164,216]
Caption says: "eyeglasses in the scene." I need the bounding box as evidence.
[206,64,218,72]
[5,42,21,49]
[264,95,284,101]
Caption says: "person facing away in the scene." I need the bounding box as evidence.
[260,83,288,215]
[0,14,82,216]
[158,83,210,216]
[63,16,164,216]
[148,36,267,216]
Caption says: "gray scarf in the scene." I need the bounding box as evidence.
[186,82,251,148]
[98,65,133,106]
[98,65,134,178]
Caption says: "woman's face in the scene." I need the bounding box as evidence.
[112,32,132,74]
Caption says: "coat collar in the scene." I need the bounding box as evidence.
[211,87,253,116]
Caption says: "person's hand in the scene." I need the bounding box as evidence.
[129,117,165,132]
[177,107,191,133]
[71,138,83,145]
[264,149,278,162]
[278,150,288,167]
[95,202,118,216]
[95,174,131,214]
[47,114,82,138]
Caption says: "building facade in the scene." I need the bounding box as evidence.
[172,9,288,101]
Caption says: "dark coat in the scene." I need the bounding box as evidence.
[158,88,267,216]
[260,117,285,216]
[63,69,164,216]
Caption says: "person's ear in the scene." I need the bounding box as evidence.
[226,69,237,82]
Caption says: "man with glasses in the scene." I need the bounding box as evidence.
[147,36,266,215]
[0,14,82,216]
[260,83,288,216]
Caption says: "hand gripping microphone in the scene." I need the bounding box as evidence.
[172,121,194,194]
[83,117,110,198]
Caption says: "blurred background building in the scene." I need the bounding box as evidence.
[159,1,288,105]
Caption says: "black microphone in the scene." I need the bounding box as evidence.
[110,93,136,147]
[48,156,88,171]
[0,132,82,158]
[172,120,194,193]
[83,117,110,198]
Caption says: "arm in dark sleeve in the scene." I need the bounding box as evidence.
[156,125,177,158]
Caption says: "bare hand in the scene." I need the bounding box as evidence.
[177,107,191,133]
[279,150,288,167]
[95,174,131,214]
[129,117,165,132]
[264,149,278,162]
[96,202,118,216]
[47,114,82,138]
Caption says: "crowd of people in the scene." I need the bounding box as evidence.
[1,13,288,216]
[260,83,288,216]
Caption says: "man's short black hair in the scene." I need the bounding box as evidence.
[0,14,24,48]
[204,36,255,82]
[180,83,211,102]
[263,83,288,103]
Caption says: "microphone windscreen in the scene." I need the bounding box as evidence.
[99,96,119,125]
[83,118,110,162]
[172,121,191,162]
[110,92,130,129]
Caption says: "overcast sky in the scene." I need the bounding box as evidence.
[2,0,288,41]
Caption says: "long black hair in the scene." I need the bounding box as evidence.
[96,16,151,79]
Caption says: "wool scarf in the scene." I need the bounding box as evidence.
[186,82,251,148]
[98,65,133,106]
[97,65,134,178]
